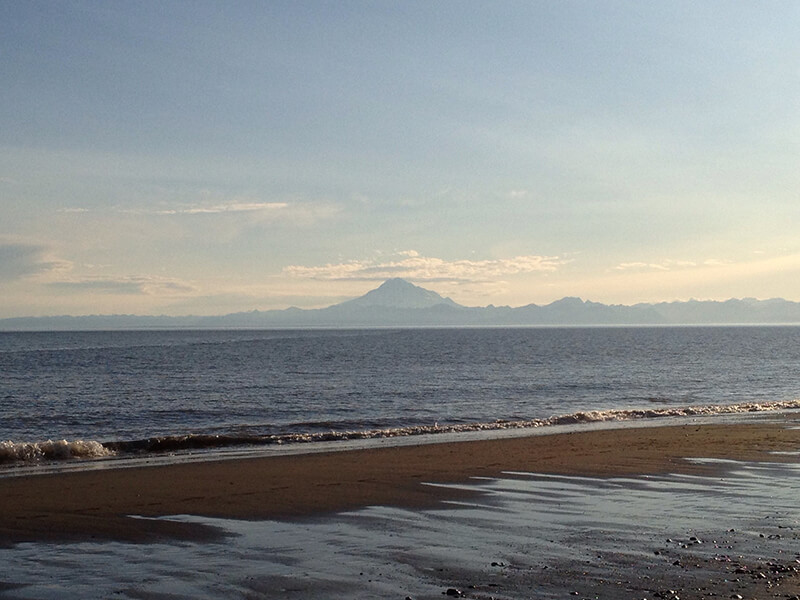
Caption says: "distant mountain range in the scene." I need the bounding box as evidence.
[3,278,800,330]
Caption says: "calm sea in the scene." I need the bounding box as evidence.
[2,326,799,464]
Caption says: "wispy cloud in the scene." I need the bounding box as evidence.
[47,276,195,296]
[0,239,72,281]
[615,262,672,271]
[150,202,289,215]
[614,259,725,272]
[55,201,290,216]
[702,258,729,267]
[284,251,564,282]
[113,199,339,226]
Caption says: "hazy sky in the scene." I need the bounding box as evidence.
[2,1,799,317]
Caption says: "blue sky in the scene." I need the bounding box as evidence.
[2,1,799,317]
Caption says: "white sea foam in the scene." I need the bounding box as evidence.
[2,399,799,465]
[268,399,800,443]
[0,439,115,463]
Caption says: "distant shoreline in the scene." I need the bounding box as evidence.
[3,322,800,333]
[3,279,800,329]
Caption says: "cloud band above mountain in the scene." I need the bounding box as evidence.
[284,251,564,282]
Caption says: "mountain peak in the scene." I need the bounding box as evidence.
[378,277,420,290]
[338,279,461,309]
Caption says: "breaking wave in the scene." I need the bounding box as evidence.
[3,399,799,466]
[0,439,114,463]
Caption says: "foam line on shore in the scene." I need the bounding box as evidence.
[2,399,799,466]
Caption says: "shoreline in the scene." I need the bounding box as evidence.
[2,417,800,547]
[4,399,799,474]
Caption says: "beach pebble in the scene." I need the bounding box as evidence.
[443,588,463,597]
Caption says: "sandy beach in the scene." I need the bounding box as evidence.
[2,419,800,546]
[3,418,800,599]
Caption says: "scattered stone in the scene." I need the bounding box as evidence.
[444,588,463,597]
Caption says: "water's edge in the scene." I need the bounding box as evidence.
[2,399,798,477]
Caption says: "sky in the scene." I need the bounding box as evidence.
[1,1,799,317]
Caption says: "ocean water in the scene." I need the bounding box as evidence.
[1,326,799,465]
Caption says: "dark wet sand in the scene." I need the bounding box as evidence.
[2,419,800,549]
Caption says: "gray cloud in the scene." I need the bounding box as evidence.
[0,241,70,281]
[48,280,146,294]
[47,277,195,296]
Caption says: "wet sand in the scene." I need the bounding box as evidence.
[2,419,800,547]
